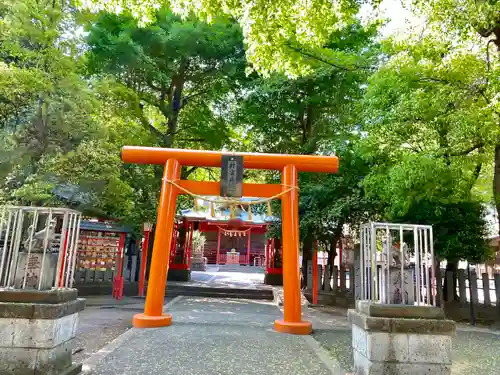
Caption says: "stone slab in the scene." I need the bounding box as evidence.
[408,334,452,364]
[35,339,73,374]
[353,349,451,375]
[356,300,444,320]
[0,313,78,349]
[352,324,452,364]
[0,298,85,319]
[0,288,78,304]
[348,309,455,336]
[0,339,76,375]
[58,363,82,375]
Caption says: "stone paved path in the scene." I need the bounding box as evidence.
[75,296,172,363]
[190,264,268,289]
[85,297,336,375]
[76,266,268,365]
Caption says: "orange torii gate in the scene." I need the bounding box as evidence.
[121,147,338,335]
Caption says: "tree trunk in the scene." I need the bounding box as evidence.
[327,238,338,276]
[494,143,500,235]
[443,259,459,302]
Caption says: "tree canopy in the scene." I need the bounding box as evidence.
[1,0,497,270]
[77,0,371,76]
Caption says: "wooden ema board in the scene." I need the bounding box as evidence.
[77,230,120,271]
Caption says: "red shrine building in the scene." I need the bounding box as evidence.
[166,199,283,284]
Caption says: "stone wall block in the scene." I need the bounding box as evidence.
[35,339,73,375]
[352,324,367,356]
[354,353,451,375]
[13,318,56,349]
[367,332,409,362]
[0,347,37,375]
[0,318,15,347]
[71,312,79,338]
[53,314,77,346]
[408,334,452,364]
[353,349,370,375]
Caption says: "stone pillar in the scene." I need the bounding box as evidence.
[0,289,85,375]
[354,246,361,300]
[306,260,313,289]
[348,300,455,375]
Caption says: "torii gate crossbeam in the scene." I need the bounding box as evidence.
[121,146,339,335]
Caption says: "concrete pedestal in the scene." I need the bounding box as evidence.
[0,289,85,375]
[191,256,207,271]
[348,301,455,375]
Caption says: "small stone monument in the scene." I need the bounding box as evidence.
[190,230,207,271]
[0,289,85,375]
[14,216,59,290]
[349,300,455,375]
[306,260,322,290]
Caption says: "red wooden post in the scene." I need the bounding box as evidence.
[247,229,251,265]
[183,219,189,265]
[312,241,318,305]
[216,228,221,265]
[138,223,152,297]
[271,238,275,268]
[113,232,126,300]
[58,230,70,287]
[188,223,193,267]
[265,239,270,270]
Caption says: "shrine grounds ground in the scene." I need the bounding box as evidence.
[76,267,500,375]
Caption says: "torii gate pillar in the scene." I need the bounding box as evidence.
[121,147,338,335]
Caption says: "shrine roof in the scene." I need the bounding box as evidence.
[80,220,131,233]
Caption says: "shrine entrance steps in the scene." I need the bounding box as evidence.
[164,283,274,300]
[82,296,337,375]
[162,264,273,300]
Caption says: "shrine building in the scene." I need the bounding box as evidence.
[167,198,283,284]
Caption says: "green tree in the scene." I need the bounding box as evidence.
[0,0,103,203]
[232,21,380,280]
[410,0,500,233]
[85,8,246,152]
[77,0,368,76]
[298,144,379,274]
[0,0,158,228]
[360,35,495,298]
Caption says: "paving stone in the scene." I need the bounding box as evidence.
[89,297,333,375]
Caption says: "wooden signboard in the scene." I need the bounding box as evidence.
[220,155,243,197]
